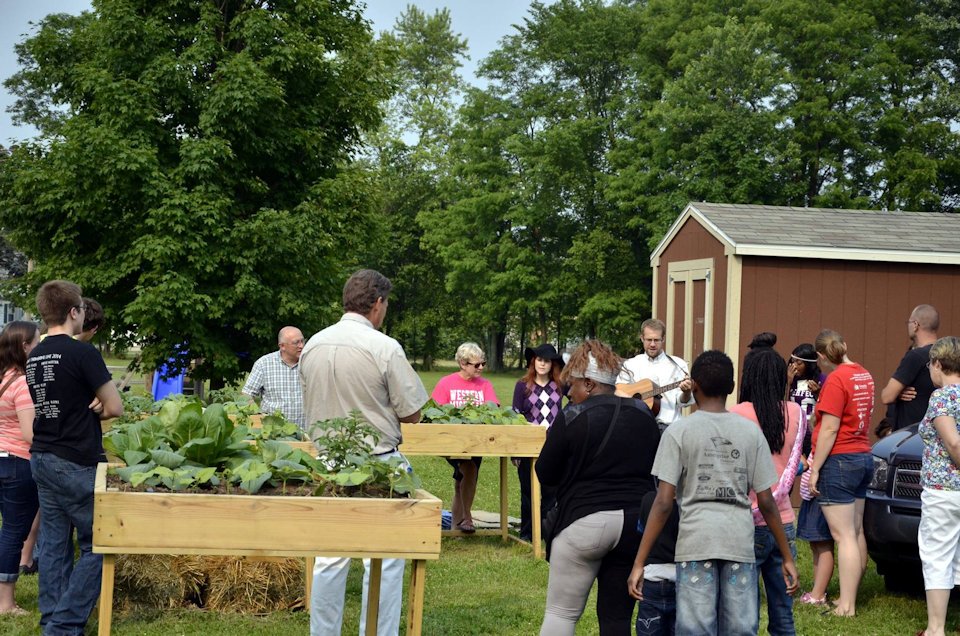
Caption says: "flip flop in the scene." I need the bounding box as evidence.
[458,520,476,534]
[0,606,29,616]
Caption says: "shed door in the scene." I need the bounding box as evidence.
[666,258,714,364]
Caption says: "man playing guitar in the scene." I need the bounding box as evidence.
[617,318,693,433]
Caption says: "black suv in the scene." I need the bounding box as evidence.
[863,424,924,592]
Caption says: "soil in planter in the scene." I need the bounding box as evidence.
[104,473,404,498]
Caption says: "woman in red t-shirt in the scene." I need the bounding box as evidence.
[808,329,875,618]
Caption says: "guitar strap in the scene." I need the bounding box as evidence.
[663,353,686,380]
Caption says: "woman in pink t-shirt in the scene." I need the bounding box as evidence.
[431,342,499,534]
[730,346,806,635]
[0,320,40,616]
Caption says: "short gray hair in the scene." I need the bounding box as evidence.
[455,342,485,365]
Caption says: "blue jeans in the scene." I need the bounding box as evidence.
[676,560,758,636]
[0,455,39,581]
[755,523,797,636]
[636,578,676,636]
[31,452,102,636]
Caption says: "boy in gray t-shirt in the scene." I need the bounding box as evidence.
[627,350,798,635]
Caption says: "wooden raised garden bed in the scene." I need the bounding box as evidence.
[93,463,442,635]
[399,423,547,558]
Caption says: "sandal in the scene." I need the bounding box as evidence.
[798,592,827,606]
[0,605,29,616]
[19,561,37,575]
[458,520,476,534]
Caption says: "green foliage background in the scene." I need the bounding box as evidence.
[2,0,959,376]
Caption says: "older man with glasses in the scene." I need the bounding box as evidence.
[242,326,306,430]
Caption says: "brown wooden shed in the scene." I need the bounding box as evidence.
[650,201,960,430]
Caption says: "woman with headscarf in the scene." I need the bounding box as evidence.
[788,342,834,606]
[536,340,659,635]
[511,343,565,542]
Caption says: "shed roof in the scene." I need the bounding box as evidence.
[651,202,960,265]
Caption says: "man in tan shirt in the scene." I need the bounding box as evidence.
[300,269,427,636]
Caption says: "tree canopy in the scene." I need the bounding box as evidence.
[2,0,958,373]
[0,0,393,380]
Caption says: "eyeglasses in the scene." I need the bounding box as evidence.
[907,320,918,326]
[75,304,86,312]
[467,361,486,369]
[283,339,305,346]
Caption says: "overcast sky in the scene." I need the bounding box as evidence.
[0,0,536,145]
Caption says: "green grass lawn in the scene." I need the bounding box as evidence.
[1,365,949,634]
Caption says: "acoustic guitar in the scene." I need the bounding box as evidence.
[615,378,688,416]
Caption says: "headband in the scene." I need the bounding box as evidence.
[569,353,619,386]
[790,354,817,363]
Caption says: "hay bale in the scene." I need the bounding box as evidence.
[202,556,305,614]
[114,554,203,610]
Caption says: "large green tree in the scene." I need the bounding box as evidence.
[0,0,392,381]
[369,6,469,369]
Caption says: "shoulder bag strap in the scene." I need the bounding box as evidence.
[0,372,21,401]
[591,397,623,461]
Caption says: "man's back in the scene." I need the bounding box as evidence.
[300,313,426,452]
[892,344,935,430]
[654,410,777,563]
[26,333,111,465]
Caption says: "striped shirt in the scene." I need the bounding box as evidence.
[0,370,33,460]
[242,350,304,428]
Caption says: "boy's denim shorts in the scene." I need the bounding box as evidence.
[817,452,873,505]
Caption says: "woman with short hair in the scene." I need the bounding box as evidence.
[536,340,659,635]
[431,342,499,534]
[0,320,41,616]
[808,329,875,617]
[917,336,960,636]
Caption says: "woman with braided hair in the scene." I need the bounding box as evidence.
[730,346,806,636]
[536,340,660,636]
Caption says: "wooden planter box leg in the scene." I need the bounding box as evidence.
[406,559,427,636]
[305,557,314,611]
[364,558,382,636]
[531,462,542,559]
[98,554,116,635]
[499,458,508,542]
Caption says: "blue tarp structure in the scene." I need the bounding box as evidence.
[151,360,185,400]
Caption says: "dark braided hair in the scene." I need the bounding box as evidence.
[738,347,787,453]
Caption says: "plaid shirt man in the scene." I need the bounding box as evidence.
[242,346,305,428]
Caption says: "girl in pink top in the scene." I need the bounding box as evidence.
[730,346,805,636]
[0,320,40,616]
[431,342,499,534]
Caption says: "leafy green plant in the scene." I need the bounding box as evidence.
[419,399,528,425]
[309,411,422,497]
[250,413,305,441]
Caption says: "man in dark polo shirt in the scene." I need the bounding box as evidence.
[26,280,122,635]
[881,304,939,432]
